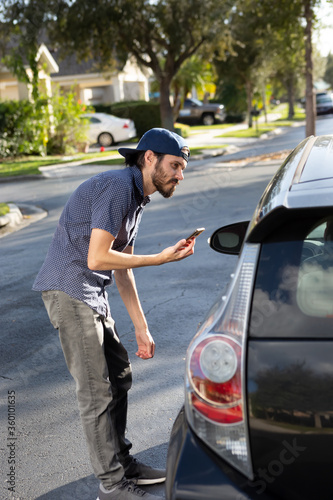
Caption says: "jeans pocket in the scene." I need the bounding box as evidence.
[42,291,62,330]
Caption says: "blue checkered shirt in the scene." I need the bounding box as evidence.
[33,166,150,317]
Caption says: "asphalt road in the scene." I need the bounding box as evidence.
[1,116,333,500]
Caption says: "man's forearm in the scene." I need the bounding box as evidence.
[89,247,162,271]
[87,228,194,272]
[114,268,148,331]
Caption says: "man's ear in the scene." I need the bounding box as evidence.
[144,150,155,165]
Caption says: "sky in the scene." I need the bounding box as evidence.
[314,0,333,56]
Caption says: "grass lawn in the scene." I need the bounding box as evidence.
[186,123,238,133]
[218,104,306,139]
[0,150,122,177]
[218,124,273,138]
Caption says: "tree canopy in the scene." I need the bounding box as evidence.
[0,0,235,130]
[1,0,332,135]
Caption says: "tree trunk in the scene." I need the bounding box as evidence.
[262,85,267,123]
[159,77,175,131]
[246,80,253,128]
[304,0,316,137]
[287,76,295,120]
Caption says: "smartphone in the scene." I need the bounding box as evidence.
[185,227,205,241]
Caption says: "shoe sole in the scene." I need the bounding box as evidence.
[131,477,166,485]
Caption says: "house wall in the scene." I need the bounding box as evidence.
[0,49,150,105]
[0,78,19,100]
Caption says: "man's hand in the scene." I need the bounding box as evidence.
[135,328,156,359]
[158,238,195,264]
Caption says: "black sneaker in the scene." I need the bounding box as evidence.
[124,457,166,485]
[97,479,162,500]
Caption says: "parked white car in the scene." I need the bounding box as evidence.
[82,112,137,147]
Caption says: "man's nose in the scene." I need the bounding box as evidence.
[175,167,184,181]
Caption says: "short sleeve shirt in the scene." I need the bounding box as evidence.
[33,166,150,317]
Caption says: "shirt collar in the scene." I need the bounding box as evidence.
[131,166,151,205]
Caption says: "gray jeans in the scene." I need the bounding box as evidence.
[42,290,132,489]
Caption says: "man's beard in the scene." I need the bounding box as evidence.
[151,159,178,198]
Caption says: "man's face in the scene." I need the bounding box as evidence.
[151,154,187,198]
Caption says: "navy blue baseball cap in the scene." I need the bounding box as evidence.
[118,127,190,162]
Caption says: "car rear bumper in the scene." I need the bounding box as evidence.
[166,407,275,500]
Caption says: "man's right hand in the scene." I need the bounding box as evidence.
[158,238,195,264]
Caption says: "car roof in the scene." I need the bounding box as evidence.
[247,135,333,242]
[83,112,117,119]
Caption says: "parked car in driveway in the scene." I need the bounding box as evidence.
[82,112,137,147]
[316,93,333,115]
[166,134,333,500]
[177,97,226,126]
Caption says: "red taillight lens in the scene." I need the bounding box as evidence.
[189,335,243,423]
[191,394,243,424]
[123,123,129,129]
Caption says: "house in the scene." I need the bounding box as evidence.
[0,43,58,101]
[50,50,150,105]
[0,43,150,105]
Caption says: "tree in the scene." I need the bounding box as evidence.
[1,0,235,131]
[304,0,317,136]
[260,4,305,120]
[214,0,269,128]
[0,0,62,101]
[254,0,328,137]
[324,53,333,88]
[171,56,217,120]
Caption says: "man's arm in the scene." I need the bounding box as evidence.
[114,246,154,359]
[87,228,194,271]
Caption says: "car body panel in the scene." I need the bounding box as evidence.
[247,135,333,243]
[166,408,275,500]
[82,112,136,146]
[166,134,333,500]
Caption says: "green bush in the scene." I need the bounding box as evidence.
[0,100,46,158]
[94,101,161,137]
[215,81,247,123]
[46,88,91,155]
[0,88,91,159]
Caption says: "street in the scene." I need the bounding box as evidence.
[1,116,333,500]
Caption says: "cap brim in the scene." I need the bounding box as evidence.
[118,147,142,158]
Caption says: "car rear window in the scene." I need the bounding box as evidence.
[317,95,333,103]
[249,215,333,338]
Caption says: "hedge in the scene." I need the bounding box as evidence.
[93,101,161,137]
[0,100,45,157]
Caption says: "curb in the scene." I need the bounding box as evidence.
[0,203,23,228]
[0,203,47,238]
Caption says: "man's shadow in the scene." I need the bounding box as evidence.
[35,444,167,499]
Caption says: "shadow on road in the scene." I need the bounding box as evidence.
[34,445,167,500]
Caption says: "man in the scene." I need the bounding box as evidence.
[33,128,195,500]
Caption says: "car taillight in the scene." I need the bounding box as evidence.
[189,335,242,424]
[123,122,129,129]
[185,243,260,479]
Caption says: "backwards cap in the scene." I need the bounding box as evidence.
[118,127,190,162]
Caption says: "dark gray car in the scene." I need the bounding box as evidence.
[177,98,226,126]
[166,134,333,500]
